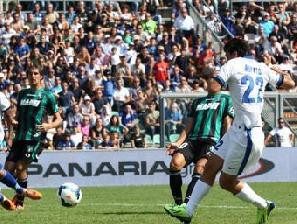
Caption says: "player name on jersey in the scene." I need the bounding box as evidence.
[196,102,220,111]
[20,98,41,107]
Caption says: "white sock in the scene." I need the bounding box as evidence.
[236,183,267,209]
[186,180,211,216]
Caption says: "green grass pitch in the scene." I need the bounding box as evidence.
[1,183,297,224]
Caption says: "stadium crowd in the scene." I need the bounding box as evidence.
[0,0,295,150]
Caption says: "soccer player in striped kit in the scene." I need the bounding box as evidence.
[165,65,234,224]
[0,88,42,210]
[5,66,62,209]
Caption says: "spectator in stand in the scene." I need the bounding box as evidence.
[14,37,30,63]
[170,65,183,91]
[134,89,149,124]
[51,77,63,96]
[173,7,194,41]
[165,102,184,141]
[176,48,190,72]
[131,58,146,84]
[260,12,275,37]
[77,134,93,150]
[153,53,169,85]
[131,125,146,148]
[185,64,199,86]
[53,126,65,150]
[80,95,96,126]
[78,115,91,138]
[267,35,284,63]
[144,78,159,102]
[265,117,295,147]
[276,3,290,26]
[145,100,160,140]
[90,116,107,148]
[192,79,207,92]
[176,76,192,93]
[93,88,109,115]
[120,104,138,130]
[110,131,121,147]
[71,77,84,103]
[106,115,128,143]
[45,3,59,25]
[112,77,131,111]
[0,22,16,45]
[12,13,24,33]
[116,55,132,84]
[44,68,55,90]
[288,13,297,48]
[58,81,75,113]
[55,133,75,150]
[101,104,112,127]
[33,3,43,25]
[101,133,113,147]
[65,103,83,132]
[141,13,157,36]
[167,44,181,65]
[172,0,186,20]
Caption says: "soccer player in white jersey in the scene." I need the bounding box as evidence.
[0,91,41,210]
[164,38,295,224]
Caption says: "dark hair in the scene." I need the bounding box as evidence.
[110,115,120,126]
[278,117,284,122]
[28,66,43,76]
[224,38,249,57]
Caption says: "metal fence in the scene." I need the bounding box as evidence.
[158,91,296,148]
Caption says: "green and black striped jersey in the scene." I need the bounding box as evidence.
[188,93,234,144]
[15,88,59,141]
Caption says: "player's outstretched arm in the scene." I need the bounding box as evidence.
[281,73,295,90]
[271,67,295,90]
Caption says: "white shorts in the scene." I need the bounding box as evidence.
[213,124,264,175]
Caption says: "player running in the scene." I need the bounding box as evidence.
[164,38,295,224]
[5,66,62,209]
[0,90,42,210]
[166,66,234,224]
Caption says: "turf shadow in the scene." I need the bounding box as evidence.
[101,211,165,215]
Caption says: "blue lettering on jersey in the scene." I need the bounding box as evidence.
[244,64,262,76]
[241,75,263,103]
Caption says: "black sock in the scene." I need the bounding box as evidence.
[17,178,27,201]
[17,178,28,189]
[184,173,200,203]
[169,169,183,205]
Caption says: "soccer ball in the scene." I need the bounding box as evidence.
[57,182,82,207]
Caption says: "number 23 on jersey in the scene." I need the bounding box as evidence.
[241,75,264,103]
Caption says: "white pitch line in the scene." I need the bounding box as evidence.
[80,202,297,210]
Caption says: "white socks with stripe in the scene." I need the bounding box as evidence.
[236,183,267,209]
[186,180,211,217]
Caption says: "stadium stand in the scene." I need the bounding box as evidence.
[0,0,295,150]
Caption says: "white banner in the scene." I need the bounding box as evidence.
[0,148,296,188]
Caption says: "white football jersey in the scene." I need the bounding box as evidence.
[269,126,293,147]
[217,57,282,128]
[0,91,10,141]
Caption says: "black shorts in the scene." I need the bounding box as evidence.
[6,140,43,163]
[173,140,213,167]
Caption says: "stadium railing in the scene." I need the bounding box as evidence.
[187,0,224,54]
[159,91,297,148]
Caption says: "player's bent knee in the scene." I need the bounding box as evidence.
[194,165,205,174]
[219,175,237,192]
[170,155,186,170]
